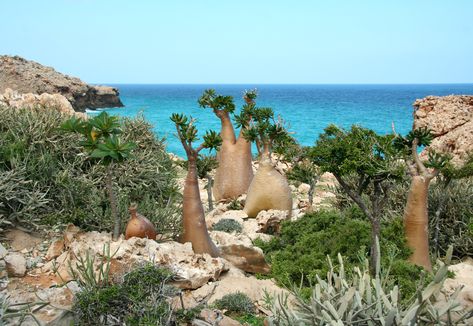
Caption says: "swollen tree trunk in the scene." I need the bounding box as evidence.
[213,113,253,201]
[404,175,432,271]
[206,175,214,211]
[106,164,120,240]
[244,154,292,218]
[181,157,220,257]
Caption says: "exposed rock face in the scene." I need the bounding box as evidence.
[413,95,473,165]
[0,88,85,118]
[0,55,123,112]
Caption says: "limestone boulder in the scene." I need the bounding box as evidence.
[413,95,473,165]
[4,253,27,277]
[211,231,270,274]
[39,231,227,290]
[256,209,289,235]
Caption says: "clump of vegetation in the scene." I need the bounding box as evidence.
[0,107,180,237]
[255,210,426,302]
[73,263,176,325]
[310,125,404,270]
[213,292,255,315]
[267,245,473,325]
[212,218,243,233]
[61,112,136,239]
[430,177,473,257]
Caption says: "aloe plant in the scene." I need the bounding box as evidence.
[267,241,473,325]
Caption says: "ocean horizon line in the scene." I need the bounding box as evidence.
[95,83,473,87]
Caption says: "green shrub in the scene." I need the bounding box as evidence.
[267,246,473,325]
[255,210,425,302]
[213,292,255,315]
[0,106,180,237]
[429,177,473,257]
[73,263,175,325]
[212,218,243,233]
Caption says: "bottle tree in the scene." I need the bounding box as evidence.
[170,113,221,257]
[61,112,136,240]
[242,107,293,217]
[311,125,404,270]
[394,128,451,271]
[198,89,256,201]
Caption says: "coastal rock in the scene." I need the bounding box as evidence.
[39,230,227,290]
[4,253,27,277]
[0,55,123,112]
[256,209,289,235]
[190,275,289,306]
[0,88,84,118]
[211,231,270,274]
[413,95,473,165]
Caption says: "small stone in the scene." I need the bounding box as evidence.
[45,239,64,261]
[298,183,311,194]
[4,253,27,277]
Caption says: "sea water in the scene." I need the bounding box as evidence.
[89,84,473,157]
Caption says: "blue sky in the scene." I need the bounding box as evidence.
[1,0,472,84]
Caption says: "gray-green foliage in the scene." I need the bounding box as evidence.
[429,177,473,257]
[267,244,473,325]
[73,263,176,325]
[213,292,255,315]
[212,218,242,233]
[0,106,180,236]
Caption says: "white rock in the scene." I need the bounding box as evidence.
[4,253,27,277]
[298,183,311,194]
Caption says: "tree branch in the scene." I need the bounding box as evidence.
[412,138,427,175]
[335,174,374,221]
[175,124,191,156]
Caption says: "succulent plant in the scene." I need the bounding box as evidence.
[267,240,473,325]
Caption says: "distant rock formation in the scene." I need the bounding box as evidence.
[413,95,473,165]
[0,88,86,118]
[0,55,123,112]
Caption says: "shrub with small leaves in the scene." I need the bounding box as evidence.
[214,292,255,316]
[212,218,243,233]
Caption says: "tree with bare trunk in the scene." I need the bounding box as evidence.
[394,127,451,271]
[60,112,136,240]
[311,125,404,272]
[198,89,256,201]
[196,155,219,212]
[170,113,222,257]
[242,107,293,217]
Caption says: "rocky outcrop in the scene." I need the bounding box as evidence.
[0,55,123,112]
[413,95,473,165]
[0,88,85,118]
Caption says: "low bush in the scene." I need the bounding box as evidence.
[429,177,473,258]
[0,106,180,237]
[212,218,242,233]
[255,210,426,302]
[267,246,473,325]
[73,263,175,325]
[213,292,255,316]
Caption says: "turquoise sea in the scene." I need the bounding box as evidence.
[91,84,473,157]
